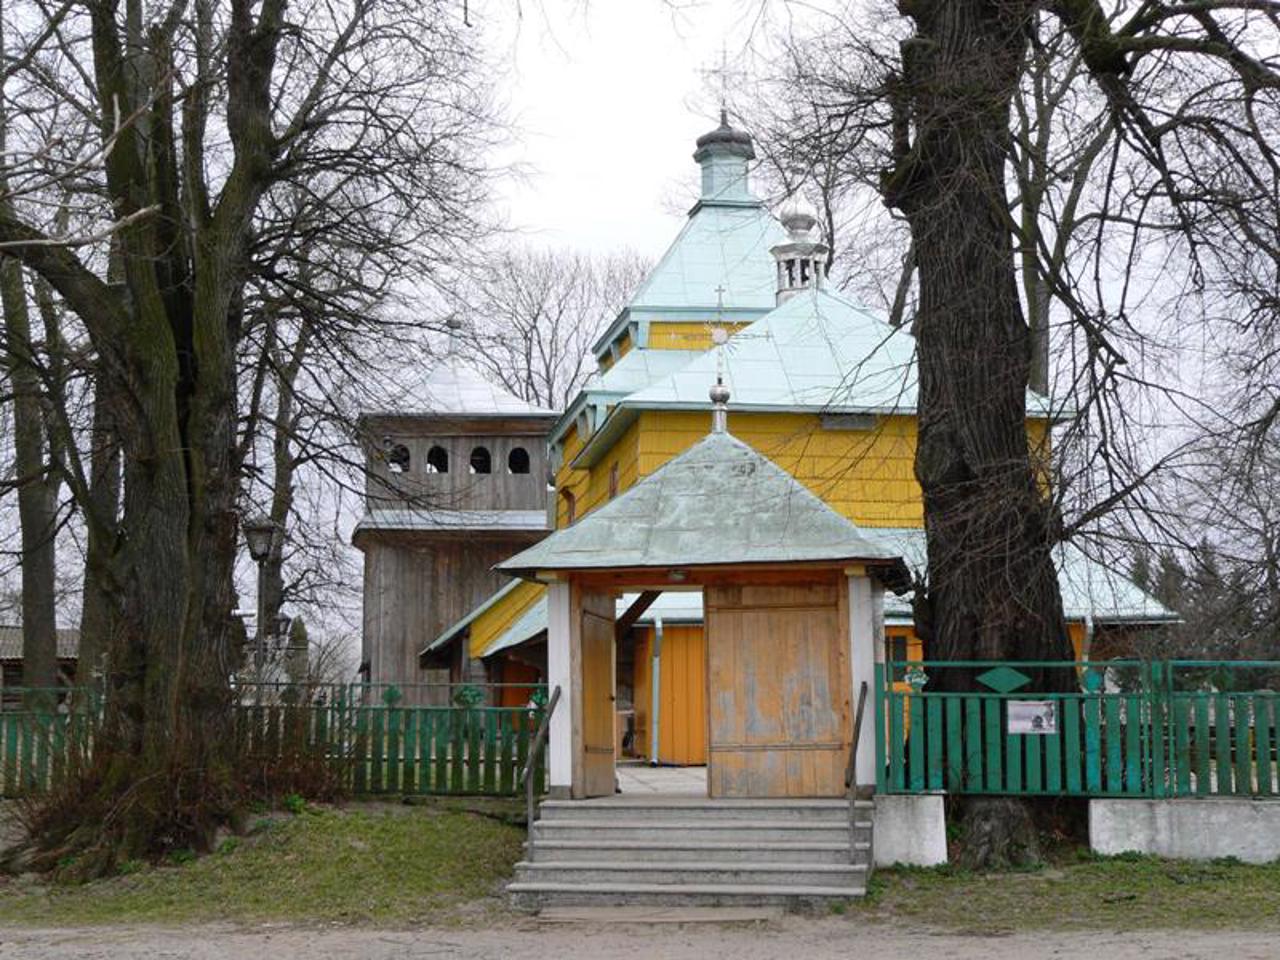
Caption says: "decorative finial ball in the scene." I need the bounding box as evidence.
[711,327,729,346]
[709,381,731,405]
[446,315,463,332]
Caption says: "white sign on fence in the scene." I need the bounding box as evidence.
[1007,699,1057,735]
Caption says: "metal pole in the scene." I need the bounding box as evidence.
[255,557,267,699]
[649,617,663,766]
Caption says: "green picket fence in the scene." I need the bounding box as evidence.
[233,698,546,797]
[3,686,546,799]
[876,660,1280,799]
[0,706,96,797]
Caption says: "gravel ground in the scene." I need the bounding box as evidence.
[0,919,1276,960]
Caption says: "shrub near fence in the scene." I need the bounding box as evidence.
[1,684,546,799]
[877,660,1280,799]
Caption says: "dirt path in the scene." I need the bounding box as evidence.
[0,919,1275,959]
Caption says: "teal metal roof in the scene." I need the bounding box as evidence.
[573,288,1061,468]
[499,431,903,578]
[628,203,786,313]
[857,528,1179,625]
[593,349,706,396]
[626,288,1058,416]
[458,529,1176,659]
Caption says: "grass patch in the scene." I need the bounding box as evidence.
[0,798,524,927]
[857,854,1280,932]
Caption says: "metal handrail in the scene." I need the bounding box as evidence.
[845,680,870,866]
[520,685,561,837]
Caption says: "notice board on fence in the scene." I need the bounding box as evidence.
[1007,700,1057,735]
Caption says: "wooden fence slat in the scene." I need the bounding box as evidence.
[908,693,925,792]
[1045,707,1063,793]
[1084,696,1102,793]
[1173,697,1192,797]
[945,697,963,792]
[353,706,369,794]
[466,710,482,793]
[449,710,464,793]
[1124,695,1142,795]
[1215,693,1233,795]
[515,709,530,796]
[1255,696,1273,796]
[1104,697,1123,793]
[499,712,515,795]
[1194,696,1212,796]
[19,715,35,792]
[1234,696,1253,795]
[1063,698,1082,793]
[1006,727,1022,794]
[1,715,14,796]
[888,692,905,791]
[1025,722,1042,793]
[403,709,419,794]
[983,699,1002,792]
[926,697,943,791]
[482,711,498,795]
[964,697,982,790]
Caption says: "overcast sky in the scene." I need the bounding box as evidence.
[482,1,785,256]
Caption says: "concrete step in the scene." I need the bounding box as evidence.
[533,818,871,844]
[514,860,868,888]
[507,881,867,909]
[539,799,870,822]
[526,838,870,865]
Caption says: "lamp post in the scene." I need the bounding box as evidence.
[242,514,283,686]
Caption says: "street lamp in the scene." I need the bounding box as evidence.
[242,514,283,685]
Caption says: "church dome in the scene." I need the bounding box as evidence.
[693,109,755,161]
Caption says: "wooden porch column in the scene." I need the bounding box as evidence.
[847,571,885,790]
[546,580,573,798]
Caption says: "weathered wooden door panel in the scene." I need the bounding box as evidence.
[706,581,849,798]
[580,590,616,798]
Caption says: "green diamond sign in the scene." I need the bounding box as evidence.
[976,665,1032,694]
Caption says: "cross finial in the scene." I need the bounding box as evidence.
[699,44,744,119]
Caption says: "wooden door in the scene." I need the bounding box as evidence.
[579,590,616,798]
[705,581,850,797]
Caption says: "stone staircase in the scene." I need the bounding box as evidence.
[507,796,873,909]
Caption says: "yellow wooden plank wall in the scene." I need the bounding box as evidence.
[647,321,752,351]
[632,625,708,766]
[554,418,640,528]
[639,410,924,528]
[469,580,546,659]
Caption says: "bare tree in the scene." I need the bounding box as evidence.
[0,0,498,876]
[750,0,1279,865]
[451,246,649,410]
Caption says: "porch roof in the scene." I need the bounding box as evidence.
[497,430,905,580]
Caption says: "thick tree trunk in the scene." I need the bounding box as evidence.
[1,260,59,697]
[884,0,1075,864]
[887,0,1071,673]
[77,374,122,682]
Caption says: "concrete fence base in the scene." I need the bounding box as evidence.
[874,794,948,867]
[1090,798,1280,863]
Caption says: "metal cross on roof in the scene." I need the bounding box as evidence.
[699,44,746,115]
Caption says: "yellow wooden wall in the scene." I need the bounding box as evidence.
[646,321,752,352]
[468,579,545,659]
[640,410,923,528]
[632,625,708,766]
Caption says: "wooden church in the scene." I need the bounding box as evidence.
[362,113,1176,748]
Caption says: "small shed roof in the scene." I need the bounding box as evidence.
[498,430,904,579]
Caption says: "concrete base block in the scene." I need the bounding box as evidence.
[874,794,947,867]
[1090,798,1280,863]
